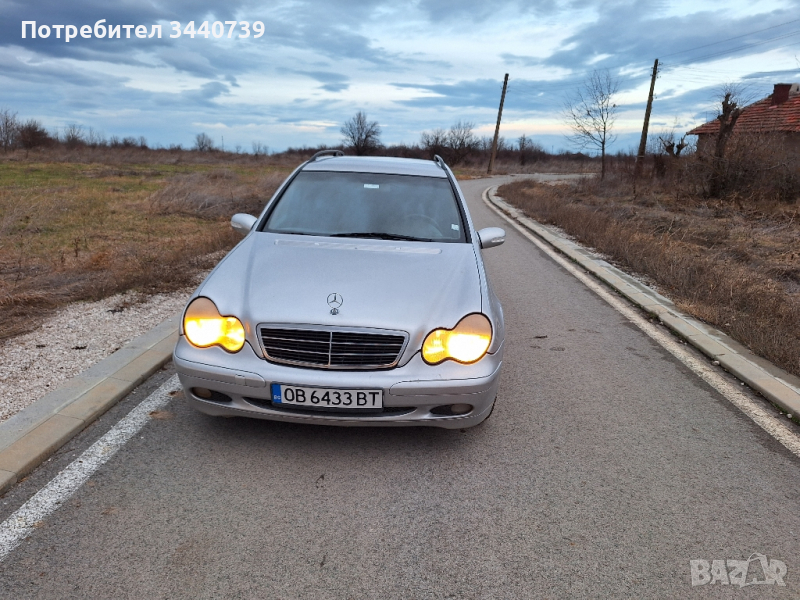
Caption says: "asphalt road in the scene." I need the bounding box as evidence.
[2,175,799,599]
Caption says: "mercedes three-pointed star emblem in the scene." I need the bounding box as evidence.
[327,293,343,315]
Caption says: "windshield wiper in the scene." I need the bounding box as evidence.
[270,230,320,237]
[330,232,432,242]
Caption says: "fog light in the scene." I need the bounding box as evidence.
[450,403,472,415]
[193,387,213,399]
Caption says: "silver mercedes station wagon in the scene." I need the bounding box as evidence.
[174,152,505,428]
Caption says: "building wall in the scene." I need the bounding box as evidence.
[692,132,800,157]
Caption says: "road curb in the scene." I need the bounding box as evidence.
[483,185,800,419]
[0,315,180,495]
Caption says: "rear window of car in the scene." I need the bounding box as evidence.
[262,171,466,243]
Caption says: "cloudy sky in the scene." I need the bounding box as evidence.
[2,0,800,153]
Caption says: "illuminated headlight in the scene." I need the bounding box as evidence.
[422,314,492,365]
[183,297,245,353]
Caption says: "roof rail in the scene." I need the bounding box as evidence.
[434,153,457,185]
[309,149,344,162]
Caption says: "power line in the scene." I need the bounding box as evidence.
[505,32,800,108]
[507,72,646,95]
[659,17,800,58]
[667,30,800,66]
[508,25,800,96]
[668,64,769,74]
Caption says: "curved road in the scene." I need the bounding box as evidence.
[1,175,799,598]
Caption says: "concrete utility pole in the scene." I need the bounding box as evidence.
[487,73,509,175]
[634,58,658,177]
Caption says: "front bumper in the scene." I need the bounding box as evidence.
[173,336,503,429]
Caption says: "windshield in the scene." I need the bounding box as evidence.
[263,171,466,242]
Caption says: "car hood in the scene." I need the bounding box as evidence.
[199,233,483,353]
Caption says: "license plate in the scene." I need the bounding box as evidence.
[271,384,383,410]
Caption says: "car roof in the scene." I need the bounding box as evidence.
[301,155,448,178]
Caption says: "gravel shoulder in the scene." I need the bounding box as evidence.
[0,289,192,423]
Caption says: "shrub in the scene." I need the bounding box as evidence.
[17,119,52,151]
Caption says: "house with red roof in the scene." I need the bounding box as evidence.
[687,83,800,155]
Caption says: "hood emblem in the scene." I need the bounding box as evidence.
[327,293,343,315]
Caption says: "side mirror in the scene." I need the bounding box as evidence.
[231,213,258,236]
[477,227,505,249]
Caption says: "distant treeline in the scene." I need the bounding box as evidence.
[0,107,600,167]
[0,109,152,153]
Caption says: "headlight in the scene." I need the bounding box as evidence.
[183,297,245,353]
[422,313,492,365]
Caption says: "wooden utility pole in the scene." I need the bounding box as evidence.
[634,58,658,177]
[487,73,509,174]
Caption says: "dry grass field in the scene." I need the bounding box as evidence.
[498,176,800,378]
[13,143,795,382]
[1,146,550,342]
[0,149,291,339]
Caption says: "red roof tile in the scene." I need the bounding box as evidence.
[687,92,800,136]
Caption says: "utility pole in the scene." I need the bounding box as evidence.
[487,73,509,175]
[634,58,658,177]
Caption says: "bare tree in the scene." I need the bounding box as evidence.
[708,84,747,197]
[194,132,215,152]
[62,124,84,148]
[446,121,476,165]
[476,136,493,153]
[252,141,268,156]
[341,111,381,155]
[518,134,530,165]
[517,134,546,165]
[420,128,448,158]
[658,132,688,158]
[420,122,477,164]
[0,108,19,152]
[564,69,619,179]
[85,127,106,147]
[420,122,478,164]
[713,88,742,158]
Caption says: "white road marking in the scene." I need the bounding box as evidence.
[484,188,800,459]
[0,375,181,562]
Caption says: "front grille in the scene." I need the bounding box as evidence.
[259,326,407,369]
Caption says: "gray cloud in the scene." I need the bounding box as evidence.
[4,0,460,76]
[0,46,124,87]
[393,78,506,109]
[742,68,800,81]
[414,0,561,23]
[292,70,350,92]
[3,0,800,152]
[501,53,542,68]
[542,2,800,72]
[156,47,218,77]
